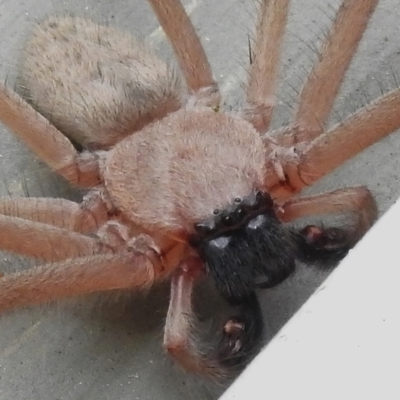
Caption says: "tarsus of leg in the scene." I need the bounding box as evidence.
[244,0,289,133]
[0,253,157,313]
[292,0,378,140]
[0,84,100,187]
[147,0,220,107]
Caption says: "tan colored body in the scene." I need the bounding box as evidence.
[104,109,266,235]
[0,0,394,376]
[18,17,182,150]
[20,16,266,239]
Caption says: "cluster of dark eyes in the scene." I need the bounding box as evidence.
[192,191,274,242]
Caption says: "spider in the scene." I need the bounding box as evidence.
[0,0,398,379]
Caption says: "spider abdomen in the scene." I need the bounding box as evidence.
[18,16,182,150]
[103,109,267,236]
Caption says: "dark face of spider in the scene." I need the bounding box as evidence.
[191,191,296,304]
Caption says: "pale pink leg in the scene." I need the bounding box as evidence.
[0,251,160,313]
[243,0,289,132]
[0,85,100,187]
[163,258,220,376]
[277,187,377,241]
[265,86,400,198]
[0,190,110,234]
[147,0,220,107]
[297,89,400,187]
[0,216,105,262]
[291,0,378,141]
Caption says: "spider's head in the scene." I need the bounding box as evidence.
[190,191,297,368]
[190,190,297,303]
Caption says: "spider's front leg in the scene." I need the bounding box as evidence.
[253,0,400,199]
[298,89,400,188]
[290,0,378,140]
[265,87,400,197]
[260,0,400,197]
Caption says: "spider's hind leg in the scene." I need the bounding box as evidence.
[0,85,100,187]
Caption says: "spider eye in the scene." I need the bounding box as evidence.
[222,215,234,225]
[236,206,245,218]
[234,197,241,204]
[213,209,220,215]
[222,207,245,227]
